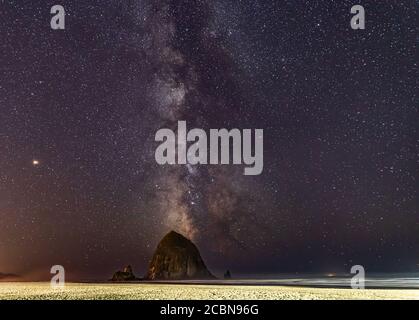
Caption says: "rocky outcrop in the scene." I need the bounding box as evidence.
[146,231,215,280]
[111,265,138,281]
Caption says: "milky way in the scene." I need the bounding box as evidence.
[0,1,417,279]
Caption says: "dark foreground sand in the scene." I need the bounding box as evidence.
[0,282,418,300]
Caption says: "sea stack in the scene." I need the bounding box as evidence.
[111,265,138,281]
[146,231,215,280]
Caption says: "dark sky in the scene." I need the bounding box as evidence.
[0,0,418,280]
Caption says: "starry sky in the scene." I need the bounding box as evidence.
[0,1,418,280]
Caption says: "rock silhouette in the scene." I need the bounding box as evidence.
[146,231,215,280]
[111,265,138,281]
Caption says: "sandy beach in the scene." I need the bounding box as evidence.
[0,282,418,300]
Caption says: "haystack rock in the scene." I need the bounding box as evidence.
[111,265,138,281]
[146,231,215,280]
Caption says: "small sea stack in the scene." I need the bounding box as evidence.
[111,265,139,282]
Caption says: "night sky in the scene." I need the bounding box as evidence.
[0,1,418,280]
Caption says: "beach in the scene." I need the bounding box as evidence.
[1,282,418,300]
